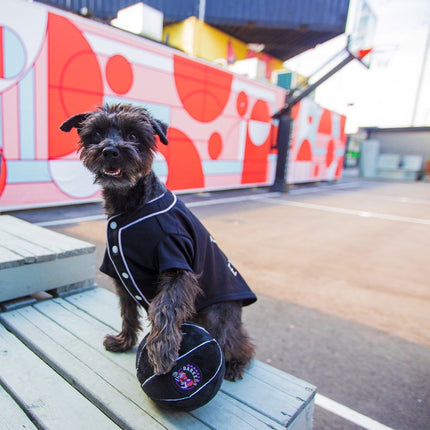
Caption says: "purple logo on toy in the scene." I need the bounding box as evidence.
[173,364,201,391]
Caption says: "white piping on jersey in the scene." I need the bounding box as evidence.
[108,192,178,307]
[106,219,143,305]
[146,191,167,205]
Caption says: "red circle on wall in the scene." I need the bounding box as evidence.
[59,51,104,117]
[326,139,335,167]
[251,99,271,122]
[48,13,104,159]
[157,127,204,190]
[173,55,233,123]
[336,157,344,178]
[236,91,248,116]
[0,151,6,196]
[319,110,332,134]
[106,55,133,95]
[296,139,312,161]
[208,132,223,160]
[313,164,319,177]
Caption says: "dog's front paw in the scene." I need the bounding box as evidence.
[146,338,179,375]
[103,332,136,352]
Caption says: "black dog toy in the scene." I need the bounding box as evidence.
[136,323,225,411]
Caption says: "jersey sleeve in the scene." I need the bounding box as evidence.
[154,234,194,273]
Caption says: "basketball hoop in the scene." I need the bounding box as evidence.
[357,48,373,61]
[347,0,377,68]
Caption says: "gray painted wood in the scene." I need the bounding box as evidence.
[32,299,288,428]
[0,290,316,429]
[0,253,95,301]
[0,307,194,430]
[64,289,316,427]
[0,323,120,430]
[0,384,37,430]
[0,216,95,267]
[0,215,96,302]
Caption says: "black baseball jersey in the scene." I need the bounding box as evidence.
[100,190,257,310]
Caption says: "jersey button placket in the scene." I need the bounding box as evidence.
[108,220,128,282]
[108,220,120,259]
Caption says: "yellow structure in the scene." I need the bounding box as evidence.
[163,17,286,80]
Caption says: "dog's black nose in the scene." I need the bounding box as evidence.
[102,146,120,160]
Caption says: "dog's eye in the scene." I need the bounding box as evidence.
[127,132,138,142]
[93,130,102,139]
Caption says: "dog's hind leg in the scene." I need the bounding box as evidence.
[198,302,255,381]
[104,279,142,352]
[146,269,201,375]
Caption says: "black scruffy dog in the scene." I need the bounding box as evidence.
[60,104,257,381]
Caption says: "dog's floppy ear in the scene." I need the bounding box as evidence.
[60,113,91,133]
[152,119,169,145]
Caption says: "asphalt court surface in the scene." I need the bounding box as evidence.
[12,175,430,429]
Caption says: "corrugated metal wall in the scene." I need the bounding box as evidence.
[36,0,349,30]
[205,0,348,29]
[36,0,349,59]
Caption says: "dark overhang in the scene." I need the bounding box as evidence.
[36,0,350,60]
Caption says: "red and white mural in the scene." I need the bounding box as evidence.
[0,0,346,210]
[288,98,347,183]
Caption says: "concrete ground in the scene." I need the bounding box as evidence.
[13,173,430,430]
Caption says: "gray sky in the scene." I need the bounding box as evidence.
[285,0,430,131]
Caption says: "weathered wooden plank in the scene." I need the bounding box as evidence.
[243,360,316,402]
[0,384,38,430]
[65,288,126,330]
[191,391,286,429]
[0,323,121,430]
[0,215,97,302]
[66,288,315,427]
[32,299,287,429]
[0,253,95,302]
[0,229,57,264]
[285,397,316,430]
[0,307,202,430]
[35,298,140,372]
[221,368,311,426]
[0,215,95,257]
[0,246,27,269]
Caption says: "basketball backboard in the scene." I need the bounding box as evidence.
[347,0,377,67]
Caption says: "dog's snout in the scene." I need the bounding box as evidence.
[102,146,120,160]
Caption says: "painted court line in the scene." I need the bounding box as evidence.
[186,192,280,208]
[361,193,430,206]
[37,214,107,227]
[36,181,365,227]
[289,181,362,194]
[263,198,430,225]
[36,193,278,226]
[37,183,430,227]
[315,394,395,430]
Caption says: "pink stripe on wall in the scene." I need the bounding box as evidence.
[2,84,20,160]
[0,27,4,79]
[35,35,48,160]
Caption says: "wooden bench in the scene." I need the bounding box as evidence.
[0,216,316,429]
[0,215,96,310]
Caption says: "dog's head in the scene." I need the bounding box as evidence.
[60,104,168,189]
